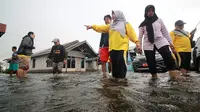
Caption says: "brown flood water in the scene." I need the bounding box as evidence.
[0,71,200,112]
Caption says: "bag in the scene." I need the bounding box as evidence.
[190,41,196,48]
[17,47,25,54]
[174,29,195,48]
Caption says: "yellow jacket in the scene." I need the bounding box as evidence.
[170,31,191,52]
[92,23,139,51]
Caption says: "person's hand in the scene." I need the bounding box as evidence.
[170,44,176,54]
[84,25,93,30]
[46,58,50,63]
[136,44,142,54]
[32,46,36,49]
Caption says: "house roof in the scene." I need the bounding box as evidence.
[86,58,98,62]
[31,40,97,58]
[65,40,97,57]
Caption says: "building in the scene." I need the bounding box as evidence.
[29,40,98,73]
[85,57,99,71]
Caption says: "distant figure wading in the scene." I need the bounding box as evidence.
[98,14,112,78]
[17,32,35,78]
[47,38,67,77]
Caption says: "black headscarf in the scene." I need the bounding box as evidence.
[139,5,158,43]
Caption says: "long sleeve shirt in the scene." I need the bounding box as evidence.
[139,18,172,51]
[92,23,139,52]
[48,45,66,63]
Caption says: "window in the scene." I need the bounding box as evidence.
[67,56,76,68]
[32,59,36,68]
[71,57,75,68]
[81,58,85,68]
[67,56,71,68]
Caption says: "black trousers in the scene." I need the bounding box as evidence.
[144,45,176,74]
[178,52,191,70]
[110,50,127,78]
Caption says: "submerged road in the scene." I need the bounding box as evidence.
[0,72,200,112]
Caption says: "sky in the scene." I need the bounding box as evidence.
[0,0,200,60]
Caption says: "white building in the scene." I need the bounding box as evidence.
[29,40,98,73]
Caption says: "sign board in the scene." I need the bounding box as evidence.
[0,23,6,37]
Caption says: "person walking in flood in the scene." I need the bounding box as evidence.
[99,14,112,77]
[17,32,35,78]
[138,5,181,81]
[8,46,19,77]
[170,20,196,76]
[47,38,67,77]
[85,10,140,82]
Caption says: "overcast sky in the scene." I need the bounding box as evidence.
[0,0,200,60]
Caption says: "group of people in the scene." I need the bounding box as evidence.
[7,4,196,81]
[85,5,197,82]
[6,32,35,78]
[7,31,67,78]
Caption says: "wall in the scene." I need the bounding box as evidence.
[29,50,89,73]
[30,55,48,70]
[86,61,98,71]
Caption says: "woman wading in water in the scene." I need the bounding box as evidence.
[138,5,181,81]
[85,10,141,82]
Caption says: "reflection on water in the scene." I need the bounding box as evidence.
[0,72,200,112]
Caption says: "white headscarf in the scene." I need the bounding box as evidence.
[110,10,128,37]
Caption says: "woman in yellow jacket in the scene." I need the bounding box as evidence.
[170,20,192,76]
[85,10,140,82]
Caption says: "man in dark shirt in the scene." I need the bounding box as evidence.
[47,38,67,76]
[99,15,112,77]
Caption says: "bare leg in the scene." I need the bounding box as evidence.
[16,70,18,77]
[108,62,112,73]
[9,71,13,77]
[180,68,188,76]
[101,62,107,77]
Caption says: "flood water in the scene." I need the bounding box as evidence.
[0,71,200,112]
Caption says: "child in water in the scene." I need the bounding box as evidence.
[8,46,19,77]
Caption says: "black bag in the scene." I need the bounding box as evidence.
[17,37,26,54]
[174,29,195,48]
[17,47,25,54]
[190,40,196,48]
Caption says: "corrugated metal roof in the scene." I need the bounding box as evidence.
[31,40,97,58]
[65,40,97,58]
[31,40,79,57]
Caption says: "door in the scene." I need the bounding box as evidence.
[75,58,81,71]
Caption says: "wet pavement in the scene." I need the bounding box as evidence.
[0,71,200,112]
